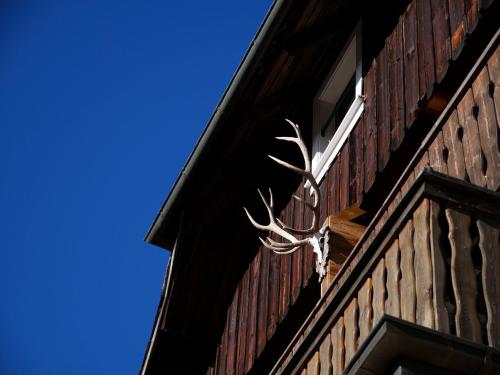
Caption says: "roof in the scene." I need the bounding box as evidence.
[145,0,289,249]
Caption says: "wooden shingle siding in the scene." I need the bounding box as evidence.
[417,0,436,101]
[245,251,260,371]
[389,16,406,150]
[431,0,451,83]
[210,1,495,373]
[363,60,378,192]
[273,33,499,375]
[448,0,466,60]
[376,43,391,171]
[236,270,249,375]
[257,243,270,356]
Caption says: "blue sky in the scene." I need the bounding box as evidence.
[0,1,270,373]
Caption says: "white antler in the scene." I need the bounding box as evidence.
[269,119,320,235]
[243,119,323,257]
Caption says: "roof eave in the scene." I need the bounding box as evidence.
[144,0,292,249]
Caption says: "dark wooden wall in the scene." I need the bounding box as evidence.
[207,0,495,374]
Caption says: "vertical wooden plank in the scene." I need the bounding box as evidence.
[327,162,340,217]
[413,199,435,329]
[246,252,260,371]
[385,240,401,318]
[389,17,406,147]
[339,143,350,211]
[350,119,364,204]
[307,351,320,375]
[428,132,449,174]
[344,299,359,365]
[268,247,280,339]
[372,258,386,325]
[279,251,291,322]
[364,61,378,192]
[487,47,500,124]
[456,89,487,187]
[417,0,436,100]
[257,247,269,356]
[477,219,500,348]
[448,0,466,60]
[446,208,482,343]
[331,317,345,375]
[319,333,332,375]
[292,187,303,304]
[400,220,416,323]
[403,1,419,128]
[358,278,373,343]
[320,173,328,225]
[303,183,314,285]
[226,286,240,375]
[464,0,479,34]
[430,0,451,83]
[217,312,229,375]
[442,110,467,180]
[472,67,500,191]
[429,200,450,333]
[376,44,390,171]
[278,208,291,323]
[236,270,250,375]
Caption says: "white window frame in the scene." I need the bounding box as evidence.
[311,22,364,185]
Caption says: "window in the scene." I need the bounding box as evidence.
[311,22,364,183]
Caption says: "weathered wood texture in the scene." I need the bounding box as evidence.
[212,6,496,374]
[298,197,500,373]
[277,41,500,375]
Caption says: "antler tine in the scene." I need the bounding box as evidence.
[284,119,311,171]
[266,119,321,234]
[259,237,302,255]
[244,119,322,255]
[244,189,300,244]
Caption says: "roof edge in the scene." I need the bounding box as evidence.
[145,0,291,248]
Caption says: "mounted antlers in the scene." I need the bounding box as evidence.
[244,120,328,276]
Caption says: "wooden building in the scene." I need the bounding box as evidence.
[141,0,500,373]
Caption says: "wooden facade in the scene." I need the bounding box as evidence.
[142,0,499,374]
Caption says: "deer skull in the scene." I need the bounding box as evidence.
[243,119,330,279]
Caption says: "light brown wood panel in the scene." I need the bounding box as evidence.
[487,46,500,125]
[442,110,466,180]
[358,278,373,344]
[331,317,345,375]
[477,219,500,348]
[344,298,359,365]
[385,240,401,318]
[429,200,450,333]
[372,258,386,326]
[430,0,451,83]
[446,208,482,343]
[307,351,320,375]
[428,132,449,174]
[319,333,332,375]
[413,199,435,329]
[472,67,500,190]
[417,0,435,100]
[400,220,416,323]
[456,89,487,187]
[403,1,419,127]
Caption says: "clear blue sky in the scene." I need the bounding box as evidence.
[0,1,270,373]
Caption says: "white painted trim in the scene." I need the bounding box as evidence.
[308,21,363,189]
[307,95,364,188]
